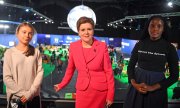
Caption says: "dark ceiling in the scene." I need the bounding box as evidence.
[1,0,180,42]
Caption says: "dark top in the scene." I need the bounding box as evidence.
[127,38,179,89]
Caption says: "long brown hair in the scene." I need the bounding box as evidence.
[16,22,37,57]
[16,22,36,35]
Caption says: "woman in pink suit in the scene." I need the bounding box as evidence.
[54,16,115,108]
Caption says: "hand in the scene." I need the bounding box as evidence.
[136,83,148,94]
[54,84,60,92]
[131,79,147,94]
[146,83,161,92]
[20,95,27,104]
[106,100,113,107]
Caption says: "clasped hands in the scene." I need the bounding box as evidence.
[131,79,160,94]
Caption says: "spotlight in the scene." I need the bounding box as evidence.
[25,9,30,12]
[167,2,173,7]
[129,19,133,23]
[0,0,4,4]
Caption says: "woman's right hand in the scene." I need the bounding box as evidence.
[131,79,147,94]
[54,84,60,92]
[20,95,27,104]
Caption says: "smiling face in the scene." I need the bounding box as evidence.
[16,24,35,46]
[148,18,164,40]
[78,22,94,45]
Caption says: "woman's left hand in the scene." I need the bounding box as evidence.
[106,100,113,107]
[146,83,161,92]
[54,84,60,92]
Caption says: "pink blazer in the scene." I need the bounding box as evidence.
[57,38,115,101]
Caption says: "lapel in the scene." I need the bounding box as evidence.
[75,40,86,66]
[75,38,100,65]
[85,38,99,64]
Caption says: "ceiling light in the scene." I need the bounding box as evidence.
[4,25,9,29]
[0,0,4,4]
[168,2,173,7]
[0,24,9,29]
[25,9,30,12]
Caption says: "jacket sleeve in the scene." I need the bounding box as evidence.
[58,44,76,90]
[103,43,115,102]
[127,42,139,83]
[159,44,179,89]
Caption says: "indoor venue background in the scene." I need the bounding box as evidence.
[0,0,180,108]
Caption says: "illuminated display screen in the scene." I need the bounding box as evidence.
[121,38,137,55]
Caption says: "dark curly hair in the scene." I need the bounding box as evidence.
[140,15,170,41]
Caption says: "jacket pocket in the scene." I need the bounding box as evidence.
[76,78,89,91]
[91,77,108,91]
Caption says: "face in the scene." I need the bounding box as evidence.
[16,25,34,45]
[78,23,94,44]
[148,18,164,40]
